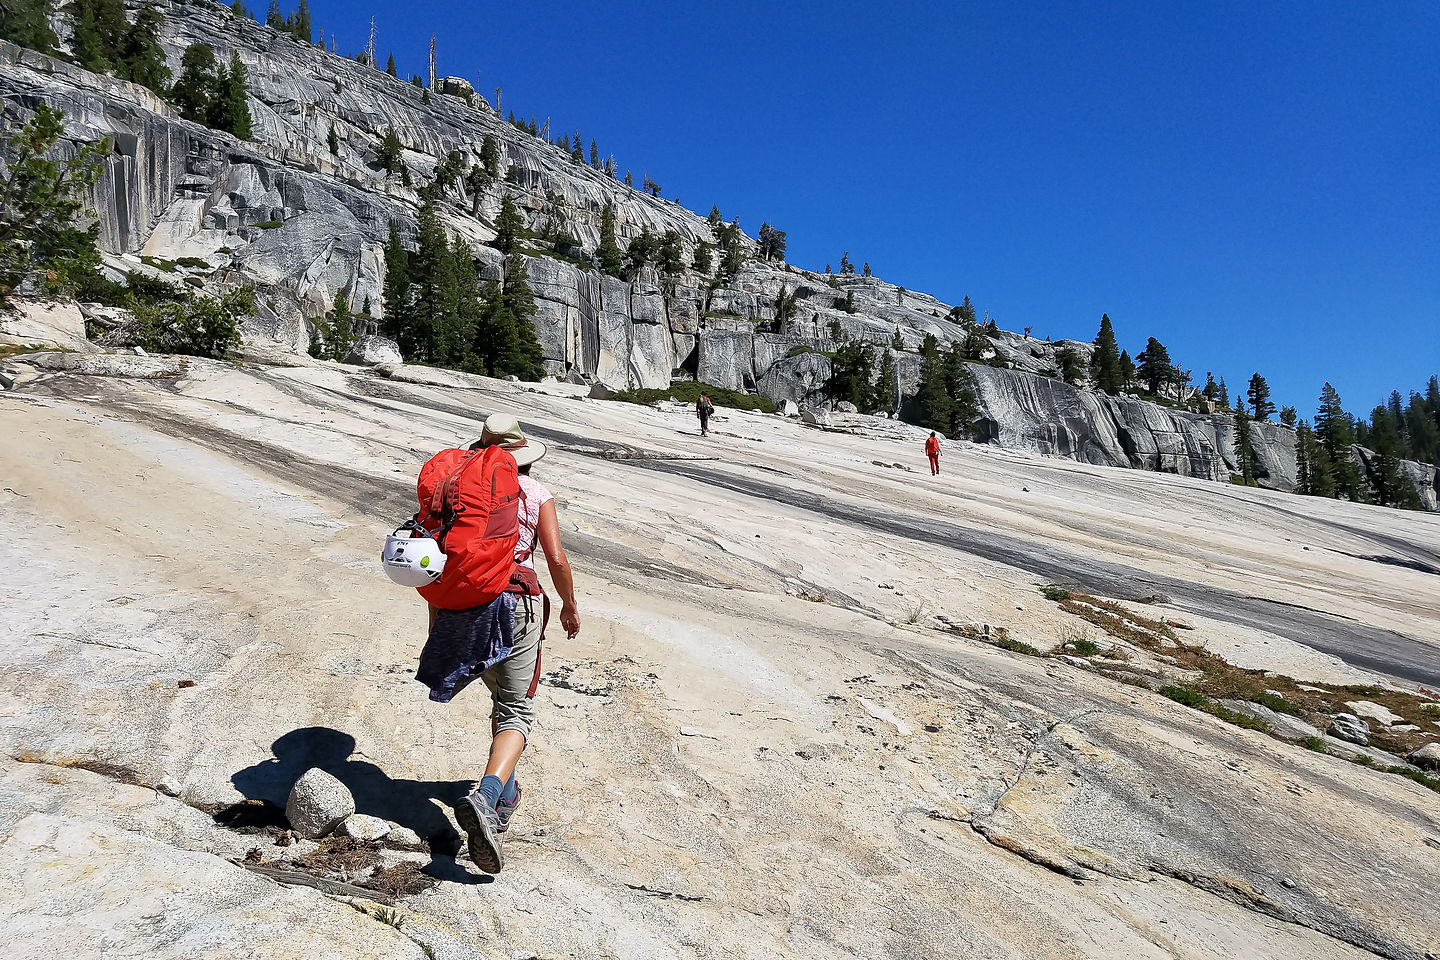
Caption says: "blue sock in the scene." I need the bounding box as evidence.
[478,774,505,808]
[499,775,518,806]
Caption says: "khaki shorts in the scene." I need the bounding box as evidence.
[481,594,545,739]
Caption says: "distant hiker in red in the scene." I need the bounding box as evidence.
[402,414,581,876]
[925,432,942,475]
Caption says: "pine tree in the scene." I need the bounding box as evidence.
[70,1,112,73]
[892,328,904,350]
[570,132,584,164]
[172,43,218,123]
[1218,377,1230,407]
[1247,373,1275,421]
[499,252,545,380]
[839,251,853,275]
[1295,421,1313,494]
[950,294,977,325]
[386,53,396,76]
[596,203,624,278]
[1119,350,1136,391]
[449,234,480,364]
[114,3,170,93]
[773,284,797,333]
[1280,406,1297,427]
[1089,314,1123,394]
[0,0,59,54]
[326,122,339,154]
[862,262,872,277]
[409,195,459,362]
[658,230,685,277]
[589,139,599,169]
[626,228,656,278]
[911,334,953,435]
[944,344,978,436]
[325,286,352,361]
[707,205,722,229]
[1136,337,1172,396]
[293,0,311,43]
[692,241,713,275]
[843,290,855,314]
[266,1,283,28]
[381,221,411,346]
[377,127,403,177]
[1233,402,1255,485]
[1314,382,1365,501]
[871,348,897,413]
[211,52,252,139]
[1057,346,1084,385]
[824,340,873,409]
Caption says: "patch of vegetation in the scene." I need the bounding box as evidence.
[1064,638,1103,657]
[1419,703,1440,718]
[787,345,815,358]
[140,255,178,273]
[176,256,211,269]
[992,635,1043,656]
[1247,691,1302,715]
[0,343,65,361]
[1161,685,1271,732]
[611,380,776,414]
[1300,736,1327,753]
[905,603,928,625]
[1040,585,1072,602]
[254,220,283,230]
[1385,767,1440,794]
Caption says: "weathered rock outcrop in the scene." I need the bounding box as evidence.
[2,5,1434,507]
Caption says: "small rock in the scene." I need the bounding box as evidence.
[285,768,356,839]
[156,778,182,797]
[0,370,13,390]
[1014,604,1025,611]
[877,583,894,590]
[1281,878,1296,889]
[1328,713,1371,746]
[337,814,391,842]
[383,825,424,848]
[680,726,703,737]
[133,346,147,356]
[1408,743,1440,770]
[1058,655,1092,669]
[177,679,196,689]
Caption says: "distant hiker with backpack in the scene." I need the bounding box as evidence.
[382,413,580,875]
[697,394,714,436]
[925,432,942,475]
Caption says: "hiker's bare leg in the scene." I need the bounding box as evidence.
[484,730,525,783]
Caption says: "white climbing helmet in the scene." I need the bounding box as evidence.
[381,524,446,587]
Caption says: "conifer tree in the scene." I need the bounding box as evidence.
[324,287,353,361]
[386,53,397,76]
[596,203,624,278]
[1295,421,1313,494]
[0,0,60,54]
[1202,372,1218,401]
[950,294,977,325]
[381,221,411,346]
[658,230,685,277]
[1136,337,1172,396]
[707,205,722,229]
[172,43,218,123]
[377,127,404,177]
[409,195,460,362]
[626,228,656,278]
[1119,350,1136,391]
[892,328,904,350]
[497,252,544,380]
[114,2,169,93]
[1314,382,1366,501]
[692,241,713,275]
[1233,402,1255,484]
[843,290,855,314]
[823,340,873,409]
[1089,314,1123,394]
[589,139,599,169]
[871,347,897,413]
[839,251,853,275]
[1057,346,1084,385]
[212,52,252,139]
[862,262,872,277]
[266,0,283,28]
[944,344,978,436]
[293,0,311,43]
[1247,373,1275,421]
[1217,377,1230,407]
[911,334,953,435]
[1280,406,1297,427]
[327,122,339,154]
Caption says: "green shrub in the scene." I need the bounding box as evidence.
[176,256,210,269]
[992,635,1042,656]
[1160,685,1209,708]
[1301,736,1327,752]
[254,220,283,230]
[1064,639,1102,657]
[140,255,178,273]
[611,380,776,414]
[787,345,815,358]
[1040,585,1071,602]
[1385,766,1440,793]
[1248,691,1302,715]
[130,286,253,359]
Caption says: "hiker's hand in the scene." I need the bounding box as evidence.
[561,605,581,639]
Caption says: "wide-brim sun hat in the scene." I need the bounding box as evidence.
[467,412,547,467]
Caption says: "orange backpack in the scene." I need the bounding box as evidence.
[414,445,521,610]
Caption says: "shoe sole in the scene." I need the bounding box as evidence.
[455,795,504,873]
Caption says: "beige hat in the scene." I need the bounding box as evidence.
[468,413,547,467]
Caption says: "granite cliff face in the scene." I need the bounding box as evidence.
[1,0,1434,508]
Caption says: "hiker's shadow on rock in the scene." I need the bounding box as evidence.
[231,726,487,884]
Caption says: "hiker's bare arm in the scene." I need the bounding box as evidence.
[536,500,580,638]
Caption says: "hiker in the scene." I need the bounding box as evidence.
[925,431,942,475]
[407,414,581,875]
[697,394,715,436]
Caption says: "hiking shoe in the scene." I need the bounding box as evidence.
[455,793,504,873]
[495,780,522,834]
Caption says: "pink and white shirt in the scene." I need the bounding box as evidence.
[516,474,553,570]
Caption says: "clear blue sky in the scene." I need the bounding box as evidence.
[303,0,1439,419]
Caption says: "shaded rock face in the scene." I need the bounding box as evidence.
[344,335,402,366]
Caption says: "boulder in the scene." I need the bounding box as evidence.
[587,381,616,401]
[285,768,355,839]
[342,335,402,366]
[835,400,858,414]
[801,406,830,428]
[1408,743,1440,770]
[778,399,800,418]
[1345,700,1404,727]
[21,351,185,379]
[336,813,391,842]
[1327,713,1370,746]
[0,300,96,353]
